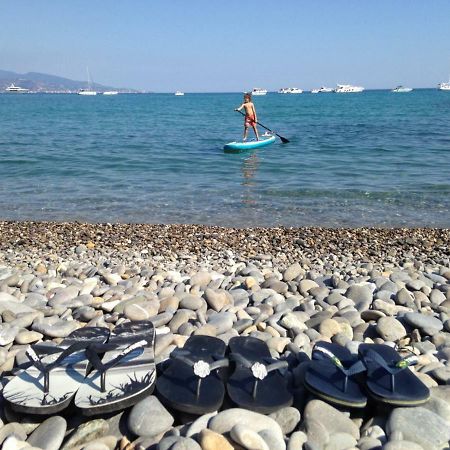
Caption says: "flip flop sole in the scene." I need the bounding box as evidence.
[359,344,430,405]
[156,335,227,415]
[75,344,156,415]
[304,378,367,408]
[227,336,293,414]
[3,363,86,415]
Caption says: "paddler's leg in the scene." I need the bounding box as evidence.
[243,124,249,141]
[252,123,259,141]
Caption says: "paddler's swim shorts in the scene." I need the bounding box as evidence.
[245,115,256,127]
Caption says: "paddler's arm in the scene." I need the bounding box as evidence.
[252,105,257,122]
[235,103,244,111]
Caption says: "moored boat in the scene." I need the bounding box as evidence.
[103,91,118,95]
[278,87,303,94]
[392,86,413,93]
[251,88,267,96]
[174,91,185,96]
[438,81,450,91]
[334,84,364,93]
[5,83,29,93]
[78,68,97,96]
[311,86,333,94]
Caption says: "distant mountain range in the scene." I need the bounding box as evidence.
[0,69,138,93]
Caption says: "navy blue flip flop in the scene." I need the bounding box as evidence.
[358,343,430,406]
[226,336,293,414]
[156,335,229,415]
[304,341,367,408]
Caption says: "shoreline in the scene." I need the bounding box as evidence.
[1,220,449,265]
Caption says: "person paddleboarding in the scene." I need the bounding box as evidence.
[235,93,259,141]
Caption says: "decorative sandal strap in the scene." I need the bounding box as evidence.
[313,345,366,392]
[364,349,418,392]
[171,350,229,399]
[26,341,89,393]
[86,339,148,392]
[230,353,288,399]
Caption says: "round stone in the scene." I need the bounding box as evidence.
[376,317,406,341]
[127,396,174,437]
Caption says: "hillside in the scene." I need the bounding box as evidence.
[0,70,137,93]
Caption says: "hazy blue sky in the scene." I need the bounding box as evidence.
[1,0,450,91]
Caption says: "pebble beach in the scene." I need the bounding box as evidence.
[0,221,449,449]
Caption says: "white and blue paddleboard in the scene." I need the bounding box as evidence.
[223,135,276,153]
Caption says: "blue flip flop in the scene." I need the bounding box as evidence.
[304,341,367,408]
[358,343,429,406]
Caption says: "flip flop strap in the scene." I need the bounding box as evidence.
[171,351,229,398]
[172,351,229,377]
[230,353,288,398]
[230,353,288,377]
[313,345,366,392]
[86,339,148,392]
[364,349,418,392]
[26,341,89,393]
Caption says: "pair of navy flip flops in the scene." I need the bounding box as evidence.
[156,335,293,415]
[304,341,430,408]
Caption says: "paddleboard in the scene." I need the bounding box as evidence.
[223,135,276,153]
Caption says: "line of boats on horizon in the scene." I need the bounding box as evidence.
[3,83,450,95]
[249,82,450,95]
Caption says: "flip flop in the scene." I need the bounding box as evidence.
[358,343,430,406]
[74,320,156,415]
[3,327,110,414]
[304,341,367,408]
[156,335,229,415]
[226,336,293,414]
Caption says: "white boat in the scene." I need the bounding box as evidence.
[251,88,267,96]
[103,91,118,95]
[438,81,450,91]
[392,86,413,93]
[278,87,303,94]
[78,68,97,96]
[311,86,333,94]
[334,84,364,93]
[174,91,185,96]
[5,83,29,93]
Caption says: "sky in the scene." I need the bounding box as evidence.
[1,0,450,92]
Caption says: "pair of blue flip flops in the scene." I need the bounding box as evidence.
[304,342,430,408]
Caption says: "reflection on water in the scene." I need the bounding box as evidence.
[241,153,259,206]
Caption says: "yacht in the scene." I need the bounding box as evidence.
[311,86,333,94]
[438,81,450,91]
[103,91,118,95]
[251,88,267,96]
[174,91,185,96]
[278,87,303,94]
[334,84,364,93]
[78,68,97,96]
[392,86,413,93]
[5,83,29,93]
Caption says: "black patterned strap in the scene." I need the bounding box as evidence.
[86,340,149,392]
[26,341,89,393]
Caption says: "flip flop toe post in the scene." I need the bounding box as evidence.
[359,344,430,406]
[226,336,293,414]
[156,335,228,415]
[304,342,367,408]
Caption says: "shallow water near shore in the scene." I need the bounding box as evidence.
[0,90,449,227]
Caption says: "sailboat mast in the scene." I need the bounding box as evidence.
[86,67,92,90]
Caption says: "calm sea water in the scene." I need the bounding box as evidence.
[0,91,449,227]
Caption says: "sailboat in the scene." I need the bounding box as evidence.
[78,68,97,96]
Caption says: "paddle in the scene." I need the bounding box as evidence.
[235,110,289,143]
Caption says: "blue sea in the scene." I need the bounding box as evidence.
[0,90,449,227]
